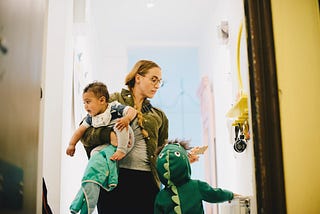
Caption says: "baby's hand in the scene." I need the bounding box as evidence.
[110,150,126,161]
[66,144,76,157]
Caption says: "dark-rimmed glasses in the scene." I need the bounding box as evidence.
[140,74,164,87]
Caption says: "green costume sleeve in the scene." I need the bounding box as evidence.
[197,180,234,203]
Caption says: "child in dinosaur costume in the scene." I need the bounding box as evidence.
[155,140,237,214]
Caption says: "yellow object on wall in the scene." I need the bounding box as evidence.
[226,20,249,127]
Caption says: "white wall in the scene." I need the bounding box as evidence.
[42,1,123,213]
[198,0,256,212]
[42,1,80,213]
[87,0,129,93]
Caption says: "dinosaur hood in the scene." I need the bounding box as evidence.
[156,143,191,187]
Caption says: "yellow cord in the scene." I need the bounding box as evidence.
[236,21,244,95]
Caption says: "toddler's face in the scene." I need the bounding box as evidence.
[82,91,105,116]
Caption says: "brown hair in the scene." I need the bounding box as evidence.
[125,60,161,138]
[83,81,109,101]
[125,59,161,90]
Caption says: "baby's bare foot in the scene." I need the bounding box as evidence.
[110,150,125,160]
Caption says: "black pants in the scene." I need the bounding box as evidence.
[97,168,159,214]
[42,178,53,214]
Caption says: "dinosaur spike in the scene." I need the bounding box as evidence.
[174,205,182,214]
[164,172,169,179]
[171,186,178,194]
[171,195,179,204]
[164,162,169,170]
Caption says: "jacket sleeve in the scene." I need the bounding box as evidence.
[156,109,169,148]
[109,92,121,102]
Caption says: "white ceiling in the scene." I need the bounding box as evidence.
[89,0,215,45]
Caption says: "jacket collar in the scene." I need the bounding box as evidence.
[121,88,153,113]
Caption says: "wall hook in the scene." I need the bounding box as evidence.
[0,37,8,54]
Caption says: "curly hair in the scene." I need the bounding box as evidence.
[83,81,110,101]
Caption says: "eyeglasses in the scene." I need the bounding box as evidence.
[140,75,164,87]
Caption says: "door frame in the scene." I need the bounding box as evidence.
[244,0,287,213]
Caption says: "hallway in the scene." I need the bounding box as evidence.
[1,0,320,213]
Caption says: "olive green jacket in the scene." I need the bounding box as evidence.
[109,88,169,188]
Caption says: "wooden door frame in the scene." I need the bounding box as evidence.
[244,0,287,213]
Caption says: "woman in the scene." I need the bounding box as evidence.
[97,59,168,213]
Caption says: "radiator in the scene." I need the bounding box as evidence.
[219,197,250,214]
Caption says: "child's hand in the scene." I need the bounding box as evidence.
[187,145,208,163]
[110,150,126,161]
[190,145,208,155]
[66,144,76,156]
[115,117,130,131]
[232,193,242,199]
[188,153,200,163]
[229,193,243,203]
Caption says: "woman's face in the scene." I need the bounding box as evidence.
[135,67,162,99]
